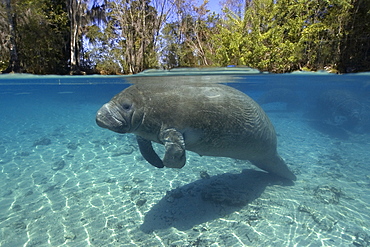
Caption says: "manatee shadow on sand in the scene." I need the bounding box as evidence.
[140,169,294,233]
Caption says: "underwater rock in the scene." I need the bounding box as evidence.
[32,173,48,185]
[0,156,11,164]
[132,177,144,184]
[314,185,342,204]
[200,170,210,179]
[298,204,338,231]
[192,226,209,232]
[3,190,12,196]
[43,184,60,193]
[24,190,33,196]
[103,177,117,183]
[186,237,208,246]
[111,145,134,156]
[121,184,133,192]
[13,221,27,231]
[353,231,370,247]
[165,188,184,203]
[67,142,79,150]
[82,163,95,170]
[247,211,261,221]
[130,189,140,198]
[12,204,22,212]
[92,139,110,148]
[64,231,76,240]
[51,159,66,171]
[136,198,147,206]
[201,181,249,206]
[33,137,51,146]
[16,151,30,156]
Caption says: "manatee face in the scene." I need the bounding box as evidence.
[96,95,138,134]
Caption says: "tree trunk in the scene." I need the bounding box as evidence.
[68,0,82,74]
[3,0,21,73]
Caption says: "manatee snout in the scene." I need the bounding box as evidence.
[96,103,128,133]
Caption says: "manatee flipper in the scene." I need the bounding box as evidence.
[136,136,164,168]
[159,128,186,168]
[251,155,296,181]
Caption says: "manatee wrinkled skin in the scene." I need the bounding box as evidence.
[96,83,296,181]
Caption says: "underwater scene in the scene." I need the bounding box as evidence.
[0,69,370,246]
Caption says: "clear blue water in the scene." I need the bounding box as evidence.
[0,71,369,246]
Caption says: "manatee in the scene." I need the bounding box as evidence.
[96,83,296,181]
[316,90,364,131]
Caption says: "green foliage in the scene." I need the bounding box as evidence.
[84,20,124,74]
[18,0,70,74]
[338,0,370,72]
[207,0,364,73]
[0,0,70,74]
[160,2,220,68]
[105,0,160,74]
[1,0,369,74]
[0,2,9,71]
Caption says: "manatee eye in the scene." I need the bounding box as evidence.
[122,103,132,111]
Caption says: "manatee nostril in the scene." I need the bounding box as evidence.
[96,111,103,120]
[96,104,112,127]
[96,113,108,128]
[95,103,128,133]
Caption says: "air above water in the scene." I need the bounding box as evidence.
[0,69,369,246]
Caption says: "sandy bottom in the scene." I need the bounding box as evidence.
[0,93,370,247]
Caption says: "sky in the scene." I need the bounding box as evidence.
[207,0,223,14]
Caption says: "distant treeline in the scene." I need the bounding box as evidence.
[1,0,369,74]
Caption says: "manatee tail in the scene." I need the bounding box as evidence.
[251,154,297,181]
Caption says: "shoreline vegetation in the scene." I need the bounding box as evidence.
[1,0,370,75]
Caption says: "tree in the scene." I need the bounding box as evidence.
[2,0,369,74]
[67,0,106,74]
[160,0,219,68]
[19,0,70,74]
[84,20,125,74]
[0,1,9,70]
[211,0,359,72]
[339,0,370,72]
[1,0,71,74]
[108,0,160,74]
[1,0,21,73]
